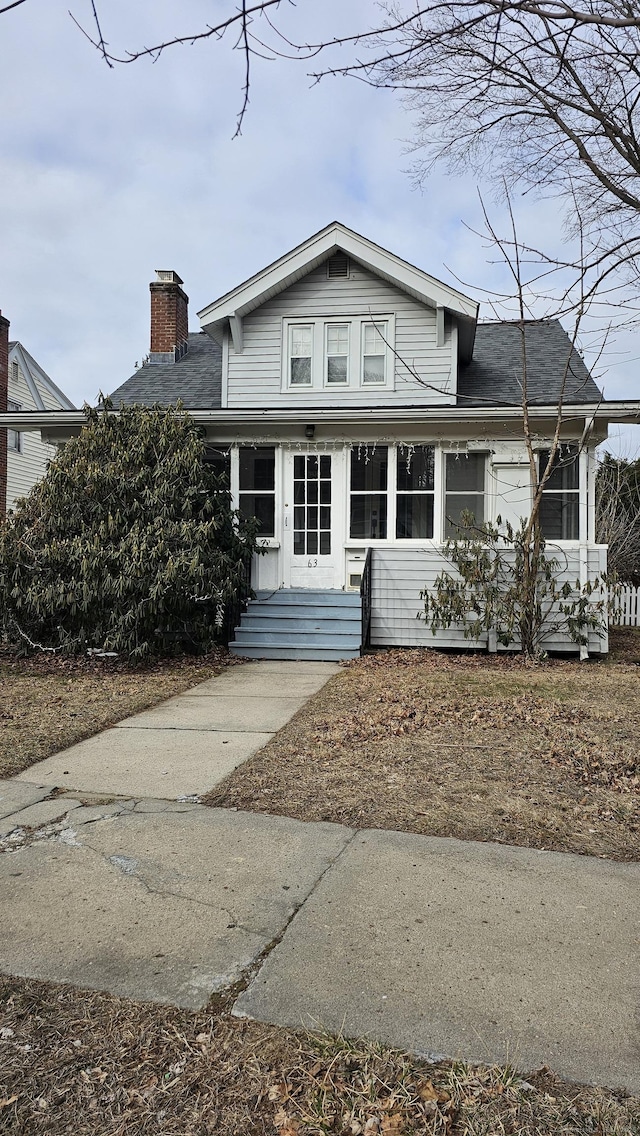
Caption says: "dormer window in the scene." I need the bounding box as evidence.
[283,315,394,391]
[362,322,387,384]
[326,324,349,384]
[289,324,313,385]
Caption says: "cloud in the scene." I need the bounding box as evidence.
[0,0,638,454]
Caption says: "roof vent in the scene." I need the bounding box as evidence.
[327,253,350,279]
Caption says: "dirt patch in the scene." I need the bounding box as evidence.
[0,649,242,780]
[0,975,637,1135]
[205,646,640,861]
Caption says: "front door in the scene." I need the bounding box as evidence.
[284,451,343,589]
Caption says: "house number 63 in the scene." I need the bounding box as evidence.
[307,558,318,568]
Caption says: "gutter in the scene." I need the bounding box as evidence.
[2,401,640,432]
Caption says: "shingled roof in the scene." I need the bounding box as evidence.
[458,320,602,407]
[109,333,222,409]
[108,319,602,410]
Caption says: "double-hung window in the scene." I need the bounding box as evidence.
[289,325,313,386]
[7,400,21,453]
[539,446,580,539]
[362,322,387,384]
[284,316,394,391]
[325,324,349,384]
[396,446,435,538]
[239,447,276,537]
[444,453,486,538]
[205,447,231,489]
[350,447,388,539]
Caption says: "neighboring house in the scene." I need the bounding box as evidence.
[0,321,75,512]
[5,223,640,657]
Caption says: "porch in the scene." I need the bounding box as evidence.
[228,544,609,660]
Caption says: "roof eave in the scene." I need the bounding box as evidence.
[4,400,639,443]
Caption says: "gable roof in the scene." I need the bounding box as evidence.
[109,333,222,409]
[197,221,479,361]
[8,341,75,411]
[458,321,603,407]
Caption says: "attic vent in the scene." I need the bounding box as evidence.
[327,254,350,279]
[11,359,19,383]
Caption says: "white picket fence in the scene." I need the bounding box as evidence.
[610,585,640,627]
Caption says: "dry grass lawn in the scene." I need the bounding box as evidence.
[1,638,639,1126]
[0,648,242,781]
[1,975,637,1135]
[205,630,640,862]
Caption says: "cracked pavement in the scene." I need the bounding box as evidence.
[1,658,639,1092]
[0,792,353,1009]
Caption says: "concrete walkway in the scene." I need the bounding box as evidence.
[1,660,638,1094]
[13,660,340,799]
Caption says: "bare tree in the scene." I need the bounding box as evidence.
[10,1,627,290]
[422,199,608,657]
[7,2,640,272]
[596,453,640,583]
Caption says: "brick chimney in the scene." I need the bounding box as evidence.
[0,310,9,517]
[149,270,189,364]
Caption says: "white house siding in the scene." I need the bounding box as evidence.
[6,358,56,509]
[370,545,608,655]
[226,263,456,409]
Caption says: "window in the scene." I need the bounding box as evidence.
[289,325,312,386]
[350,447,388,538]
[7,399,21,453]
[444,453,486,538]
[239,447,275,536]
[204,447,230,489]
[539,446,580,539]
[325,324,349,384]
[362,322,387,384]
[283,316,394,390]
[396,446,434,538]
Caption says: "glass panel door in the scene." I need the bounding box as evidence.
[293,454,332,557]
[286,450,342,589]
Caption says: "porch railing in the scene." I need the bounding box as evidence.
[360,546,373,653]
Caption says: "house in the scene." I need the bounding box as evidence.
[4,223,640,657]
[0,312,75,513]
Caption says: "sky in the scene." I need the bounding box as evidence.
[1,0,638,455]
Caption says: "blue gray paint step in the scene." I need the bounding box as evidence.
[230,588,362,661]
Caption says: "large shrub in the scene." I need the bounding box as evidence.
[0,403,257,658]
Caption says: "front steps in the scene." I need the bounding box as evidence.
[229,589,362,661]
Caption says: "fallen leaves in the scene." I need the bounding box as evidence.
[1,974,638,1136]
[207,651,640,862]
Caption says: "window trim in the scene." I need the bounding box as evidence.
[395,444,436,540]
[349,444,389,540]
[443,450,488,540]
[282,314,395,391]
[287,323,314,387]
[361,319,389,386]
[538,444,581,541]
[324,322,350,387]
[7,399,22,454]
[238,445,277,538]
